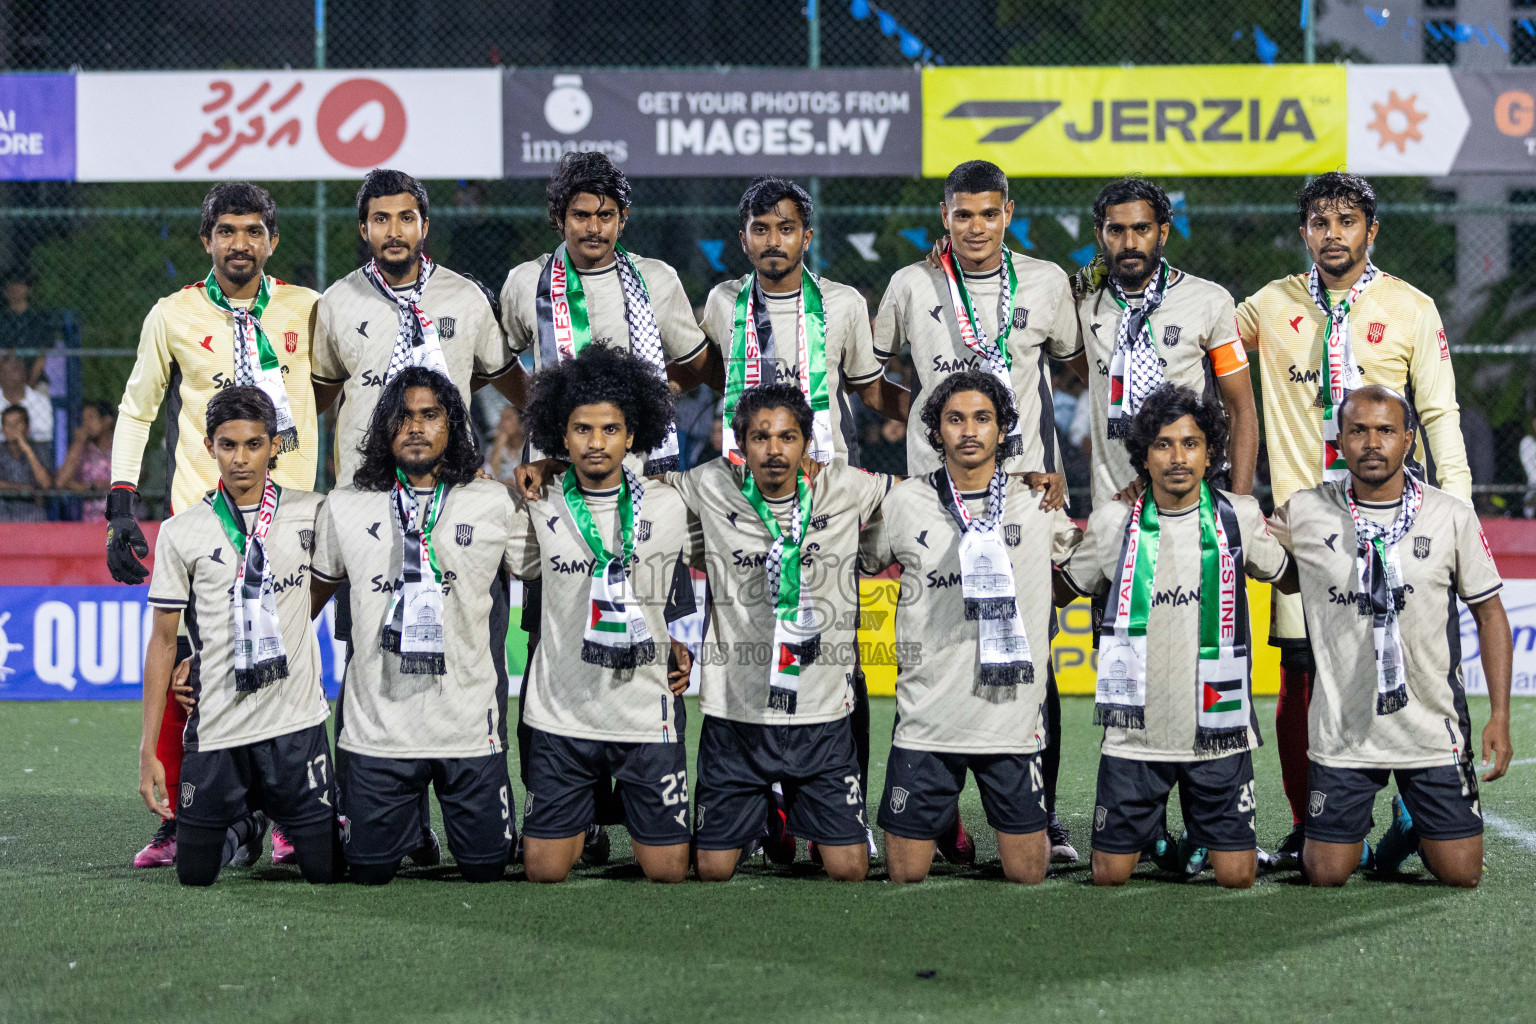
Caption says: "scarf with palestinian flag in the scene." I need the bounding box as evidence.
[1308,260,1378,484]
[1097,482,1252,754]
[564,465,656,670]
[534,243,680,473]
[935,241,1023,459]
[1345,474,1422,716]
[937,466,1033,696]
[203,270,299,453]
[364,253,450,385]
[742,467,820,713]
[210,477,288,692]
[381,472,447,675]
[1105,259,1172,439]
[721,270,833,465]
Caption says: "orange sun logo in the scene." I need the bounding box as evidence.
[1368,90,1429,153]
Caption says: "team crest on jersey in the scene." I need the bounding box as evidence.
[889,787,909,813]
[1012,307,1029,330]
[456,524,473,547]
[180,782,196,809]
[1309,791,1327,817]
[811,513,830,531]
[1438,327,1450,361]
[1366,322,1386,345]
[1162,325,1181,347]
[284,331,298,354]
[1414,536,1431,560]
[1004,524,1021,547]
[637,519,652,543]
[438,316,456,340]
[299,529,315,552]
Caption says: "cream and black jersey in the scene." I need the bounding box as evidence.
[1270,482,1501,770]
[700,273,885,461]
[1060,491,1289,761]
[506,480,702,744]
[312,478,519,760]
[1078,270,1248,506]
[860,473,1080,754]
[872,252,1080,477]
[146,488,328,752]
[313,264,518,488]
[665,458,891,726]
[501,252,707,469]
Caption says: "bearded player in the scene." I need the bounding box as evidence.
[1238,172,1471,867]
[1269,385,1510,887]
[699,176,909,863]
[1057,386,1290,887]
[110,182,320,869]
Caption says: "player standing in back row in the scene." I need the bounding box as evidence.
[1238,172,1471,867]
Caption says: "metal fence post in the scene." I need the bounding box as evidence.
[807,0,821,272]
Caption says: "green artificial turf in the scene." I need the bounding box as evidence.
[2,696,1534,1024]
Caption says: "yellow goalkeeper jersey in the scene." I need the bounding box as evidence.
[111,277,320,514]
[1237,270,1469,509]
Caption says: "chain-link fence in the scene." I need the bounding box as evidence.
[0,0,1532,517]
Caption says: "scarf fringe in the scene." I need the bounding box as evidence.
[234,657,289,693]
[276,426,299,454]
[580,638,657,670]
[978,660,1034,689]
[790,634,822,667]
[1194,727,1251,755]
[1314,387,1332,409]
[1377,687,1409,716]
[381,627,402,654]
[1095,703,1145,730]
[644,455,680,475]
[1106,419,1129,440]
[767,686,798,714]
[1000,434,1023,458]
[964,597,1019,622]
[398,651,446,676]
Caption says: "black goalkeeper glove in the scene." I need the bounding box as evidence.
[105,485,150,585]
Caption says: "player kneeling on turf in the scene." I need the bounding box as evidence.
[861,370,1078,884]
[140,386,338,887]
[1269,385,1513,888]
[310,367,519,885]
[507,345,701,883]
[1055,385,1290,889]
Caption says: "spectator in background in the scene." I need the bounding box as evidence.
[1460,405,1497,516]
[485,402,525,485]
[860,416,907,476]
[0,274,55,385]
[56,400,116,520]
[0,404,51,521]
[0,355,50,444]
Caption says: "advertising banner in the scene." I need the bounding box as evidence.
[503,68,921,178]
[1348,65,1536,175]
[74,69,502,182]
[0,74,75,181]
[921,64,1347,178]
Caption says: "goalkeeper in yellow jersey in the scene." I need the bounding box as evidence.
[1237,172,1470,868]
[110,182,321,871]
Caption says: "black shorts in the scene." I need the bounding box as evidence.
[522,727,691,847]
[177,722,336,831]
[1092,752,1257,854]
[340,749,514,868]
[1305,760,1483,844]
[694,715,866,851]
[878,746,1047,840]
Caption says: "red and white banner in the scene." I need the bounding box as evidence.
[74,69,501,181]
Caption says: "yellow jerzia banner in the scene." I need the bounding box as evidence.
[922,65,1347,178]
[858,579,1281,698]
